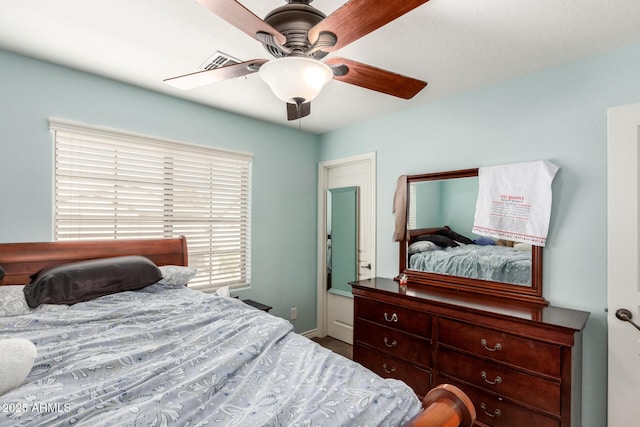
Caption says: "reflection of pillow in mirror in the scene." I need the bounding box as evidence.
[473,237,496,246]
[409,241,439,254]
[513,242,532,251]
[437,228,474,245]
[415,234,459,247]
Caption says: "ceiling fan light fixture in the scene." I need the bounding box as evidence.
[259,56,332,104]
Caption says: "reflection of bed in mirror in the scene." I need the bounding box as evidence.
[408,226,532,286]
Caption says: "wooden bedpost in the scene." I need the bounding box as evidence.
[407,384,476,427]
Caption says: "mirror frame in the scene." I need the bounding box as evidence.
[398,168,547,306]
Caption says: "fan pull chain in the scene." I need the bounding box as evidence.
[293,97,303,131]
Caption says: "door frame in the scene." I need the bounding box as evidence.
[316,152,376,337]
[607,102,640,425]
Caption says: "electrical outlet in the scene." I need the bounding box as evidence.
[290,307,297,320]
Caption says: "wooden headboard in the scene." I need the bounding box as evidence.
[0,236,188,286]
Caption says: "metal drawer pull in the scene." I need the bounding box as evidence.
[480,338,502,352]
[382,363,396,374]
[480,403,501,418]
[384,312,398,322]
[384,337,398,348]
[481,371,502,385]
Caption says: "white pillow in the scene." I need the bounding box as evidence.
[158,265,198,287]
[36,304,70,313]
[0,286,33,317]
[513,242,533,252]
[0,338,37,396]
[215,286,230,297]
[408,240,439,254]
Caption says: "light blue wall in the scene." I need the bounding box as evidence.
[413,178,477,233]
[414,180,442,228]
[440,177,478,236]
[0,49,319,333]
[319,43,640,427]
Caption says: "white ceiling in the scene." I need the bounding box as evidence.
[1,0,640,134]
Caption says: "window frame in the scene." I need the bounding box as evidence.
[49,118,252,292]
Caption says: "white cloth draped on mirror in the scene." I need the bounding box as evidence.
[472,160,558,246]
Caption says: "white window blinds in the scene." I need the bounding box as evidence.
[50,118,252,292]
[408,183,416,229]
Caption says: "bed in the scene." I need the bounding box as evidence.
[408,227,532,286]
[0,237,474,427]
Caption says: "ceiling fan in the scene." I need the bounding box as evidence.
[164,0,429,120]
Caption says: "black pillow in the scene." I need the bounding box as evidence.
[437,228,474,245]
[23,256,162,308]
[415,234,459,247]
[0,266,5,281]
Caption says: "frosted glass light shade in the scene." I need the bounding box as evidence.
[259,56,333,104]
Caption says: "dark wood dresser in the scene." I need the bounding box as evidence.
[351,277,589,427]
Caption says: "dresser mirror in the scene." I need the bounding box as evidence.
[398,168,546,305]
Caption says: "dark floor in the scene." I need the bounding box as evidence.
[311,336,353,360]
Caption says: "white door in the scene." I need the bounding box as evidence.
[607,102,640,426]
[317,153,376,344]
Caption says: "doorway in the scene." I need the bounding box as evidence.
[607,102,640,425]
[317,152,376,344]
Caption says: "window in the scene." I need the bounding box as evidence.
[49,118,252,292]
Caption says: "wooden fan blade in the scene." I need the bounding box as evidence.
[308,0,430,52]
[196,0,286,45]
[164,59,268,90]
[325,57,426,99]
[287,102,311,120]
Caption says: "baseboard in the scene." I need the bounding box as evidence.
[300,328,319,339]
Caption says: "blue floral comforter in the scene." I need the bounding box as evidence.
[0,284,422,426]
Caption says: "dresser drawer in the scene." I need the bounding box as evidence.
[354,344,432,397]
[445,380,560,427]
[438,318,561,377]
[356,297,432,337]
[355,318,431,368]
[437,346,560,415]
